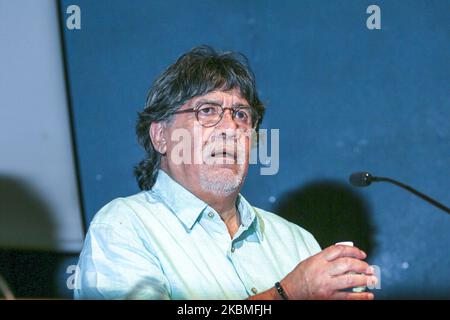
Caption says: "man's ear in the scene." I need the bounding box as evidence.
[149,121,167,154]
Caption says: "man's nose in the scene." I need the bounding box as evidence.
[216,108,238,130]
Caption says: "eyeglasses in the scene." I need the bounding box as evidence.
[173,102,259,128]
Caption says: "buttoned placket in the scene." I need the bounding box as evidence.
[199,207,261,297]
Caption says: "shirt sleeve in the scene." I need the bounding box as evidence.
[297,226,322,256]
[74,222,171,300]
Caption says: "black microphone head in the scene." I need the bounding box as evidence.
[349,172,373,187]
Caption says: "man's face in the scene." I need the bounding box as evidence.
[160,88,253,196]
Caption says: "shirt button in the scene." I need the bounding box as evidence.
[251,287,258,294]
[208,212,214,218]
[231,246,235,253]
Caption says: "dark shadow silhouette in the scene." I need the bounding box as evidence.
[274,179,377,256]
[0,175,59,298]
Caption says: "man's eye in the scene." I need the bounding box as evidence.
[235,109,249,120]
[199,106,217,115]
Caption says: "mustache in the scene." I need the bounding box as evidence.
[202,137,247,162]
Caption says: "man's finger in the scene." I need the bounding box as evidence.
[329,258,372,276]
[332,274,378,291]
[323,245,367,262]
[332,291,374,300]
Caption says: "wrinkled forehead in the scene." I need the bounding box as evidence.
[187,88,249,107]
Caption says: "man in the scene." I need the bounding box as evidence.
[74,46,377,300]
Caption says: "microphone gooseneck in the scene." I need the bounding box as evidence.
[349,171,450,215]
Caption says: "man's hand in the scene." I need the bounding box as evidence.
[279,245,377,300]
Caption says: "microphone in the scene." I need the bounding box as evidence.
[349,172,450,215]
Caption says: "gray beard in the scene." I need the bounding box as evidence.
[199,166,244,195]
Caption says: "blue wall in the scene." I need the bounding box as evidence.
[60,0,450,299]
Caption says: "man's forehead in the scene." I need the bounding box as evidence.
[189,89,248,105]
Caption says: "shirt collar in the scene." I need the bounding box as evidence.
[150,169,208,230]
[236,193,264,241]
[150,169,263,240]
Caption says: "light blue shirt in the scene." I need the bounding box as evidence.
[74,170,321,299]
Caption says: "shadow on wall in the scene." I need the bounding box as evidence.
[0,175,60,298]
[274,180,377,256]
